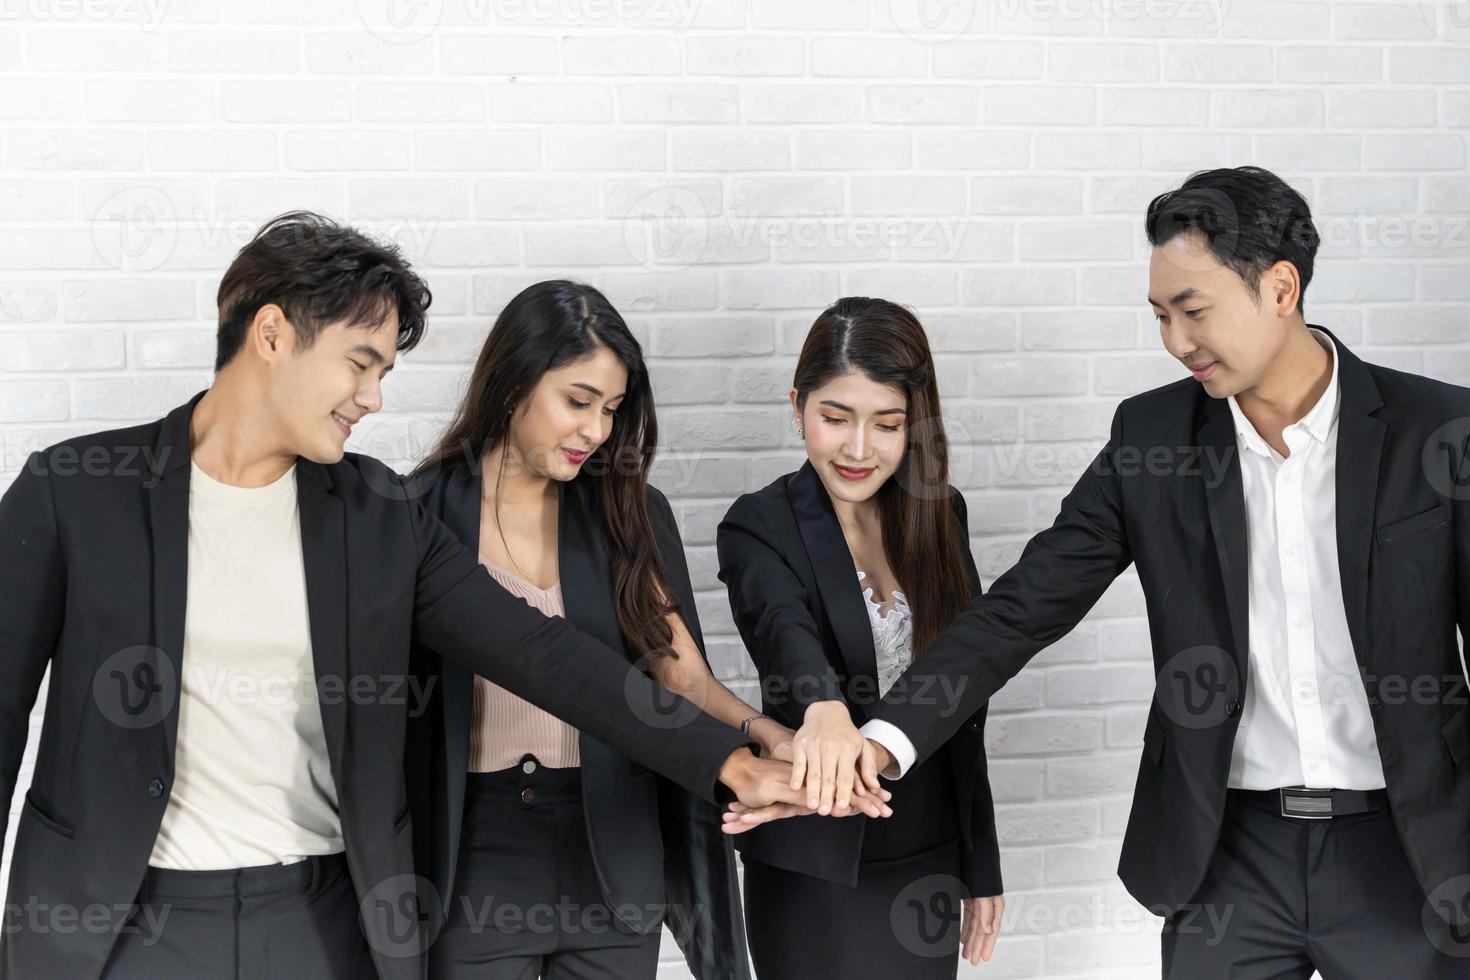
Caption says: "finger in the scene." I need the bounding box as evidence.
[858,741,882,795]
[789,743,807,792]
[834,747,856,813]
[817,746,839,815]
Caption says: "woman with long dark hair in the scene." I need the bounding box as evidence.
[403,280,851,979]
[716,296,1005,977]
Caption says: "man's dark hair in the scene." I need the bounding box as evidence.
[214,211,432,372]
[1145,166,1320,312]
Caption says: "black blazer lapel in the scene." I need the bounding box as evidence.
[1196,394,1251,686]
[786,461,878,693]
[295,460,350,803]
[144,392,205,775]
[438,462,478,789]
[1327,330,1385,667]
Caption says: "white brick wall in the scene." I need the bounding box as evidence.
[2,2,1469,976]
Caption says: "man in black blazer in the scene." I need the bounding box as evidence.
[738,167,1470,977]
[0,212,848,980]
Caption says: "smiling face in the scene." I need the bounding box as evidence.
[793,369,908,506]
[259,307,398,464]
[1147,229,1298,400]
[505,345,629,482]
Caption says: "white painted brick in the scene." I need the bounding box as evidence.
[348,179,472,220]
[150,131,278,171]
[1033,133,1141,170]
[1365,134,1466,170]
[476,177,600,219]
[972,176,1084,215]
[85,79,213,122]
[0,179,76,219]
[0,281,60,323]
[1021,221,1133,261]
[673,132,788,171]
[1214,89,1325,128]
[0,79,80,121]
[223,82,351,122]
[215,179,348,222]
[1047,43,1158,82]
[750,0,865,29]
[851,176,966,215]
[525,224,643,267]
[1334,3,1436,40]
[744,84,859,123]
[1099,88,1209,127]
[1021,312,1137,351]
[985,85,1097,125]
[973,352,1088,394]
[619,84,739,123]
[1328,89,1438,127]
[360,83,484,122]
[437,34,557,74]
[29,29,161,71]
[1388,47,1470,84]
[720,268,841,309]
[1223,1,1330,38]
[650,317,773,356]
[63,279,195,321]
[0,380,69,423]
[131,328,217,369]
[165,31,299,73]
[796,130,910,170]
[562,36,681,75]
[5,329,125,370]
[416,130,540,171]
[285,130,410,171]
[1253,133,1362,171]
[4,130,143,170]
[866,85,980,124]
[685,36,805,76]
[1278,45,1383,83]
[932,40,1045,79]
[915,131,1029,170]
[810,38,927,77]
[73,375,211,420]
[1142,132,1253,171]
[1162,44,1274,82]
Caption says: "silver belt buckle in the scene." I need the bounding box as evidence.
[1280,786,1333,819]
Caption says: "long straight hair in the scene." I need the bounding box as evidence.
[792,296,973,655]
[415,280,678,660]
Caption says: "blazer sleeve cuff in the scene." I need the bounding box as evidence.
[858,719,916,779]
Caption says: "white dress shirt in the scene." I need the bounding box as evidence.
[863,329,1386,790]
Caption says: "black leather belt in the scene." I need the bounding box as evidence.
[1231,785,1387,820]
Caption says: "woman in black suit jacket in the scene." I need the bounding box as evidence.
[717,297,1006,978]
[404,280,797,980]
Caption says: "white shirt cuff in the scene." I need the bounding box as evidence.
[859,719,917,779]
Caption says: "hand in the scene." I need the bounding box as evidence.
[717,747,885,816]
[719,783,894,835]
[960,895,1004,965]
[790,700,882,815]
[749,717,795,762]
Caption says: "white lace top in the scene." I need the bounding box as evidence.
[858,570,913,698]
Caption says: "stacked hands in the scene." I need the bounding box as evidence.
[717,701,1004,966]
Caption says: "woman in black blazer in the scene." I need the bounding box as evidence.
[717,297,1006,977]
[404,280,798,980]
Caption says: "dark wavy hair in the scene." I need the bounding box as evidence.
[793,296,974,655]
[415,280,679,661]
[214,211,432,372]
[1145,166,1320,313]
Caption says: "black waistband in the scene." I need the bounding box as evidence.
[1229,786,1388,819]
[467,753,582,804]
[141,851,348,900]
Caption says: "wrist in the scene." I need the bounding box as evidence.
[718,746,756,791]
[803,699,846,721]
[866,738,894,774]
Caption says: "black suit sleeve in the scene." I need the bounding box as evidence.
[947,489,1004,899]
[406,478,751,806]
[0,455,67,847]
[716,495,845,716]
[870,405,1135,767]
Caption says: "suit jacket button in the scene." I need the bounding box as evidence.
[1225,697,1241,716]
[521,787,535,804]
[147,778,165,798]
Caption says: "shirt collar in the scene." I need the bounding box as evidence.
[1226,327,1340,457]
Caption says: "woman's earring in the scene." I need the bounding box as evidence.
[794,417,804,439]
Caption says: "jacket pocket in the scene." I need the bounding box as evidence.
[1376,503,1451,546]
[23,790,76,840]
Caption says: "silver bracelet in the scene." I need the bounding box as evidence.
[740,713,769,737]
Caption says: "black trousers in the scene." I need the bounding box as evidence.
[743,746,964,980]
[100,852,374,979]
[429,756,661,980]
[1162,787,1464,979]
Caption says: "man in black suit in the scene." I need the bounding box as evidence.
[734,167,1470,977]
[0,212,869,980]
